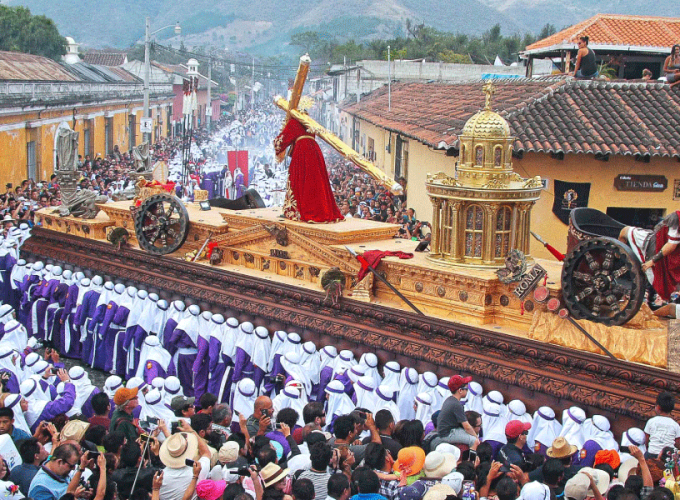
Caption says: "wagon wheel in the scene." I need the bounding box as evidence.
[134,194,189,255]
[561,236,645,326]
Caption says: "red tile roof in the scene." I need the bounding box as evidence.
[524,14,680,53]
[0,50,77,81]
[341,78,680,159]
[81,51,127,67]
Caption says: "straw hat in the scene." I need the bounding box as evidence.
[60,421,90,442]
[618,458,639,482]
[218,441,240,464]
[578,467,610,496]
[423,484,456,500]
[546,437,578,459]
[160,432,199,469]
[259,462,289,488]
[393,446,426,476]
[423,451,457,479]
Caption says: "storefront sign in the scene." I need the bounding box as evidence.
[614,175,667,192]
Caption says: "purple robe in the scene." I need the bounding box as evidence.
[167,327,198,397]
[60,284,81,358]
[191,335,210,401]
[314,366,335,402]
[74,290,101,364]
[143,359,176,384]
[45,283,68,347]
[125,325,150,380]
[95,302,121,372]
[30,383,76,433]
[264,354,285,395]
[162,318,179,351]
[79,387,101,419]
[0,255,16,306]
[334,372,355,399]
[112,305,131,376]
[0,370,19,394]
[30,279,58,339]
[207,336,233,402]
[19,275,39,327]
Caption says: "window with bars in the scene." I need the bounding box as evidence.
[26,141,36,180]
[475,145,484,166]
[464,205,484,258]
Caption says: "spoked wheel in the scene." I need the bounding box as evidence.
[561,236,645,326]
[134,194,189,255]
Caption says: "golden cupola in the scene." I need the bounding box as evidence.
[425,82,543,268]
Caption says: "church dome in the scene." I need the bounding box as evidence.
[461,108,510,139]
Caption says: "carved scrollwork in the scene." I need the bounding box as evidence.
[21,227,679,425]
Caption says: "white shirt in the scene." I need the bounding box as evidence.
[644,415,680,455]
[159,456,211,500]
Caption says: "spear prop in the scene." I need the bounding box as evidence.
[345,246,425,316]
[530,231,565,261]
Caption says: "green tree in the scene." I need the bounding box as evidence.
[438,50,472,64]
[0,5,66,60]
[538,23,557,40]
[290,31,323,56]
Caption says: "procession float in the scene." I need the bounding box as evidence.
[23,56,680,434]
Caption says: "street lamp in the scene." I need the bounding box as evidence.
[144,17,181,144]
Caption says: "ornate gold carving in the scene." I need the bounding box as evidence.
[244,253,254,263]
[415,282,424,292]
[437,286,446,297]
[482,178,508,189]
[459,290,468,302]
[523,176,543,189]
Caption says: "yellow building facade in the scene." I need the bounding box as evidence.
[0,96,173,185]
[339,115,680,262]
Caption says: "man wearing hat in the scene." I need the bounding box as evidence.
[159,420,212,500]
[529,437,579,487]
[498,420,532,469]
[432,375,479,449]
[110,387,140,442]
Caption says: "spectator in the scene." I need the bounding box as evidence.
[110,387,140,442]
[89,392,111,429]
[0,406,30,441]
[10,438,46,495]
[327,473,352,500]
[28,443,84,500]
[297,442,333,499]
[644,392,680,458]
[362,410,401,460]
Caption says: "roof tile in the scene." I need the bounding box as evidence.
[341,78,680,159]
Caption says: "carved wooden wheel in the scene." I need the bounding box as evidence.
[561,236,645,326]
[134,194,189,255]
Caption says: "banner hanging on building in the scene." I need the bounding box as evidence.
[552,179,591,225]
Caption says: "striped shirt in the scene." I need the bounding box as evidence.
[297,470,331,499]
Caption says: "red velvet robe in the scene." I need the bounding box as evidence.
[274,118,342,223]
[652,210,680,301]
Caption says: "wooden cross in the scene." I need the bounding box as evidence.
[274,55,403,195]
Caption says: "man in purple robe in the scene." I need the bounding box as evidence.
[136,335,175,384]
[30,268,60,340]
[112,286,136,376]
[84,281,114,367]
[207,315,236,403]
[74,276,103,364]
[125,292,158,379]
[167,304,201,397]
[92,284,125,371]
[264,332,301,395]
[19,261,42,328]
[162,300,186,351]
[315,346,338,402]
[21,369,76,433]
[232,322,255,387]
[59,272,84,359]
[45,269,69,349]
[191,311,213,401]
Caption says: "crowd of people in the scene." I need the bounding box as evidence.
[0,243,671,500]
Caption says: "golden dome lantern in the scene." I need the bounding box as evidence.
[426,82,543,268]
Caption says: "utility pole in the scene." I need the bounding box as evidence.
[143,16,150,144]
[388,45,391,112]
[207,56,212,132]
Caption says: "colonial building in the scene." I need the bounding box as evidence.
[0,49,174,185]
[340,77,680,261]
[521,14,679,79]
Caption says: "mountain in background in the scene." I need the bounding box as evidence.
[4,0,678,56]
